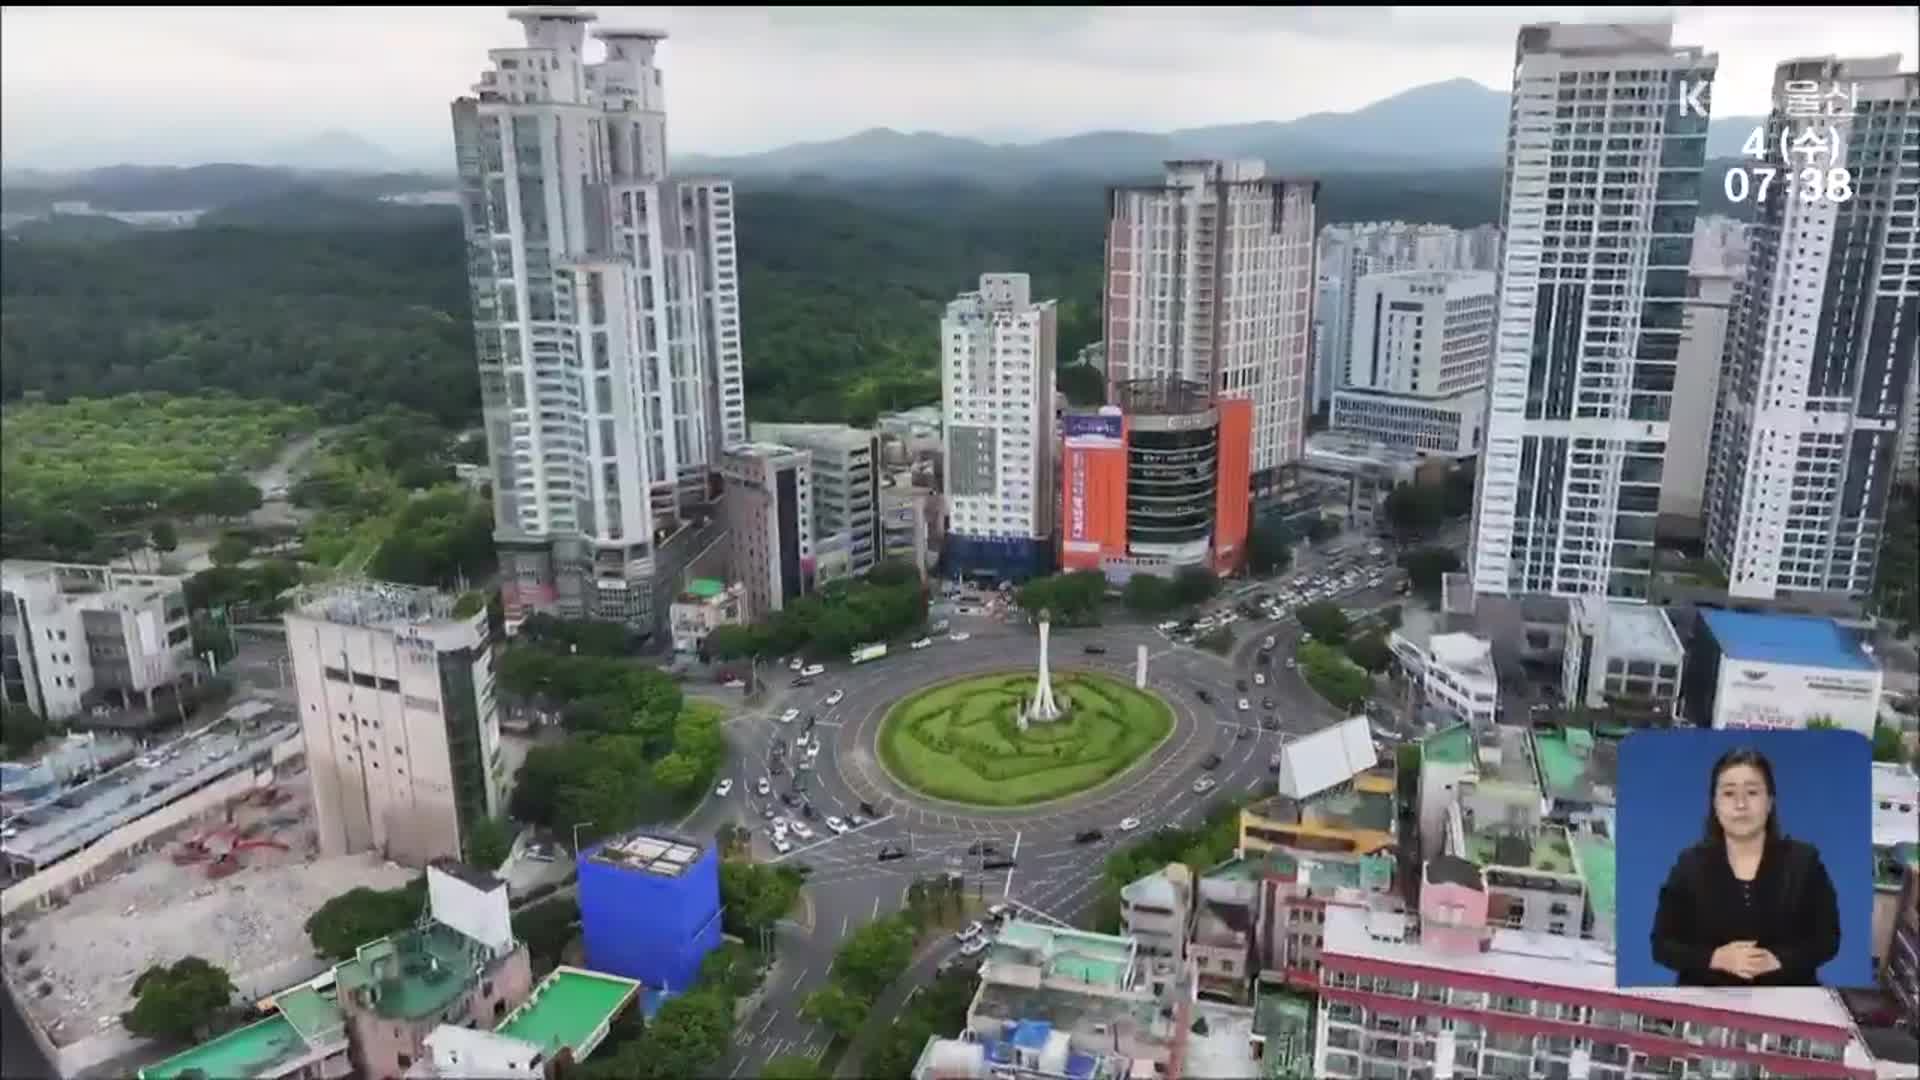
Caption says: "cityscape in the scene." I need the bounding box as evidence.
[1,6,1917,1080]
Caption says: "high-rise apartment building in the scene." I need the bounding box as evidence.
[452,9,745,634]
[1105,161,1317,496]
[1705,56,1919,603]
[749,423,882,583]
[941,273,1057,580]
[1659,237,1743,525]
[284,582,503,868]
[1471,23,1717,600]
[1330,269,1496,455]
[721,443,814,621]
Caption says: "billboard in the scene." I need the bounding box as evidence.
[1713,658,1882,737]
[1061,438,1128,571]
[1062,413,1124,442]
[1211,397,1253,574]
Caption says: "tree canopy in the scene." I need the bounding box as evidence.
[1015,570,1107,625]
[703,563,926,660]
[1383,483,1446,541]
[122,956,237,1042]
[1246,523,1293,577]
[303,878,427,960]
[1298,639,1373,713]
[1400,546,1464,605]
[1296,601,1352,646]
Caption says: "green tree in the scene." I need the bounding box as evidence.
[1442,462,1477,519]
[1346,632,1394,674]
[1016,570,1107,625]
[1872,723,1907,763]
[800,982,871,1040]
[0,702,48,760]
[303,879,427,960]
[762,1054,828,1080]
[1246,524,1293,577]
[627,987,734,1079]
[1197,626,1235,656]
[832,914,917,1000]
[1806,716,1839,730]
[150,519,179,553]
[511,896,580,973]
[1170,565,1219,608]
[209,534,253,566]
[1297,640,1372,712]
[1296,601,1351,646]
[1056,363,1106,407]
[703,623,760,661]
[1121,573,1177,616]
[1308,516,1341,543]
[719,862,804,938]
[1384,483,1445,541]
[121,957,236,1042]
[1400,546,1463,604]
[463,816,513,871]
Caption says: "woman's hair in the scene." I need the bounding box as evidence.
[1702,746,1782,845]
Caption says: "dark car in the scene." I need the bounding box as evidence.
[769,759,786,776]
[791,676,815,688]
[1195,688,1214,705]
[1261,715,1280,731]
[780,792,799,807]
[877,845,908,862]
[1235,727,1252,741]
[982,857,1017,871]
[967,841,999,856]
[791,862,814,878]
[800,802,816,819]
[1074,828,1106,844]
[1083,644,1108,655]
[1262,696,1275,709]
[859,800,879,817]
[1200,752,1222,770]
[1235,678,1249,692]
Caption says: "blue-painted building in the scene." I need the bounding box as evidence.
[1680,609,1882,735]
[942,534,1053,584]
[577,830,721,993]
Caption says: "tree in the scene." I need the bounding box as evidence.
[1197,626,1235,656]
[1056,363,1106,407]
[1,702,48,760]
[209,534,253,567]
[831,914,917,1000]
[304,879,427,960]
[762,1052,828,1080]
[1383,483,1445,541]
[463,816,513,871]
[1806,716,1839,730]
[150,520,179,553]
[204,474,263,520]
[800,982,872,1040]
[1016,570,1107,625]
[1170,566,1219,608]
[1246,524,1293,577]
[511,896,580,973]
[1308,516,1341,543]
[703,623,760,662]
[1400,546,1463,604]
[122,957,236,1042]
[629,987,734,1079]
[1121,573,1177,616]
[719,862,804,938]
[1442,462,1477,519]
[1872,723,1907,764]
[1297,640,1373,712]
[1346,632,1394,674]
[1296,601,1351,646]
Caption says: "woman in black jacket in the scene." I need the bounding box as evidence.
[1650,747,1842,987]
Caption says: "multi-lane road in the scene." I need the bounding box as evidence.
[675,573,1406,1076]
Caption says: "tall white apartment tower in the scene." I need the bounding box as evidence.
[1470,24,1717,600]
[452,9,746,634]
[1704,57,1919,603]
[941,273,1058,581]
[1105,161,1317,497]
[284,582,503,869]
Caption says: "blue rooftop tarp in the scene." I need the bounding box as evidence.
[1700,610,1875,671]
[1011,1020,1054,1050]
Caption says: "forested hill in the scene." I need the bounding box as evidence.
[0,165,1748,428]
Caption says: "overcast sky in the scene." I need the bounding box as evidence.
[2,5,1912,170]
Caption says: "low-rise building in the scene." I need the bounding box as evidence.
[577,829,722,995]
[1562,598,1685,724]
[1389,609,1499,725]
[405,966,641,1078]
[1,560,197,722]
[1679,609,1884,736]
[1297,433,1440,533]
[1119,862,1191,964]
[880,467,943,582]
[667,579,744,656]
[1191,869,1258,1005]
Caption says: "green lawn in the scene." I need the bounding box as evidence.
[877,671,1173,806]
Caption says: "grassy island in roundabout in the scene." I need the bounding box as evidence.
[877,670,1174,807]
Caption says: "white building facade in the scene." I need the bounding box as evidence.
[941,273,1058,581]
[1471,24,1717,601]
[1704,56,1919,603]
[284,583,504,868]
[0,562,195,721]
[1330,269,1495,455]
[1105,161,1317,496]
[750,423,882,582]
[453,10,744,633]
[1561,597,1685,717]
[1388,629,1500,725]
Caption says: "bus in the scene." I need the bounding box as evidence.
[849,642,889,665]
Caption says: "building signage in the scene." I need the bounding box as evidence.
[1063,413,1123,441]
[1069,452,1089,542]
[1714,658,1882,736]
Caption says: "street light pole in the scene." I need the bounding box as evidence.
[571,820,595,856]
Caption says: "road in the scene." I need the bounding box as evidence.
[669,568,1405,1077]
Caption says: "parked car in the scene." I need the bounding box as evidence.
[826,816,848,834]
[982,857,1017,871]
[960,937,990,957]
[949,631,972,642]
[1237,698,1251,711]
[790,821,815,840]
[859,800,879,817]
[801,664,826,678]
[1083,644,1107,655]
[955,921,985,942]
[987,903,1011,922]
[756,777,772,796]
[968,840,999,856]
[772,836,793,855]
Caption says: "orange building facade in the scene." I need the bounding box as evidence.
[1212,396,1253,574]
[1060,410,1130,572]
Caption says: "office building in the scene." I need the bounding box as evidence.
[1,561,196,722]
[1471,24,1717,600]
[750,422,882,582]
[577,829,721,993]
[1330,269,1496,455]
[941,273,1058,581]
[284,582,503,868]
[1679,609,1884,736]
[453,9,744,634]
[1704,57,1920,604]
[720,443,813,621]
[1560,597,1685,723]
[666,578,743,655]
[1105,161,1316,496]
[1388,612,1501,726]
[1058,381,1253,580]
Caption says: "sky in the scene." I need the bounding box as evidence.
[1,5,1912,170]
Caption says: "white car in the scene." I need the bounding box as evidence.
[790,822,815,841]
[1192,777,1217,795]
[955,921,985,942]
[789,657,805,671]
[949,631,971,642]
[1254,673,1266,686]
[807,742,821,760]
[801,663,826,678]
[1286,658,1297,670]
[1157,620,1181,632]
[772,836,793,855]
[772,819,788,838]
[1263,635,1277,649]
[825,816,848,834]
[1237,698,1251,711]
[794,732,810,750]
[723,678,747,689]
[1118,816,1143,832]
[779,708,800,724]
[825,689,845,706]
[960,937,990,957]
[910,637,933,650]
[714,779,734,798]
[756,777,771,796]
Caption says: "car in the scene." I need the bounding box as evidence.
[859,800,879,817]
[791,676,816,688]
[779,708,800,724]
[1074,828,1106,844]
[1254,672,1267,686]
[772,836,793,855]
[714,779,734,797]
[769,758,786,775]
[1285,658,1298,669]
[1192,777,1217,795]
[1118,816,1143,832]
[790,822,815,840]
[761,805,777,819]
[1083,644,1107,655]
[1200,752,1222,770]
[722,678,747,689]
[793,732,810,751]
[789,657,805,671]
[877,845,908,862]
[1235,678,1249,692]
[960,937,990,957]
[982,857,1018,871]
[910,637,933,650]
[826,816,848,834]
[780,791,799,807]
[949,631,972,642]
[967,840,999,856]
[1262,696,1275,709]
[1195,688,1214,705]
[807,742,821,759]
[846,814,866,829]
[799,801,817,819]
[1263,634,1277,649]
[987,903,1011,922]
[1237,698,1251,711]
[756,777,771,796]
[1235,726,1252,741]
[1270,750,1285,770]
[801,663,826,678]
[1157,620,1181,632]
[1261,715,1279,731]
[825,689,845,706]
[955,921,985,942]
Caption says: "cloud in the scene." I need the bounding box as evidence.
[1,4,1911,169]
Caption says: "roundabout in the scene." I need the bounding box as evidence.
[876,670,1174,807]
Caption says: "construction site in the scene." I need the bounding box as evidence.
[0,762,415,1078]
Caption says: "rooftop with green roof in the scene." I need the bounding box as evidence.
[1468,825,1577,876]
[494,967,641,1062]
[990,920,1137,990]
[1423,724,1474,766]
[1572,833,1617,928]
[334,921,499,1021]
[1532,727,1620,804]
[138,992,346,1080]
[684,578,726,599]
[1253,986,1315,1080]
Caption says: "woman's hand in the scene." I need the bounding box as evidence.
[1710,941,1781,980]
